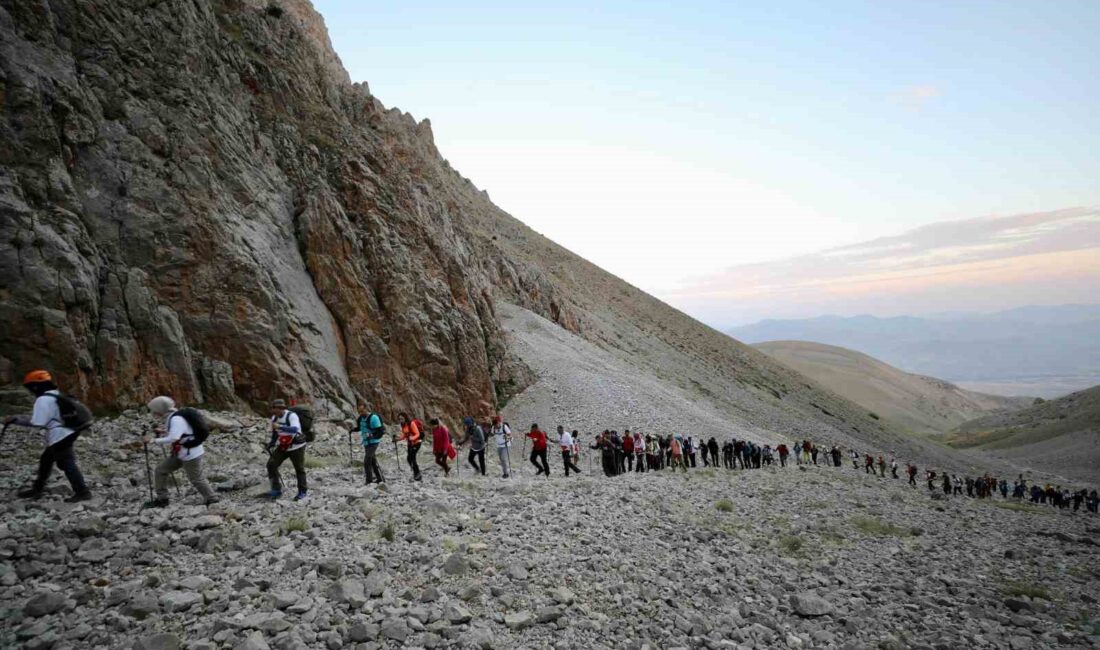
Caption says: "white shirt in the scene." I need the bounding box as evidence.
[491,423,511,449]
[272,411,305,452]
[557,430,573,449]
[153,410,204,461]
[31,391,76,446]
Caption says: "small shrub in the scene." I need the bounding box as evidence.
[303,456,329,469]
[851,516,909,537]
[716,499,734,512]
[990,501,1041,514]
[264,4,284,18]
[282,516,308,534]
[1003,581,1050,600]
[442,536,458,552]
[868,412,880,420]
[779,535,804,554]
[379,520,396,542]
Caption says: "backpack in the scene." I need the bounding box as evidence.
[52,394,94,432]
[367,413,386,441]
[172,407,210,448]
[289,406,314,442]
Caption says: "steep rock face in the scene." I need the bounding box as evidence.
[0,0,577,417]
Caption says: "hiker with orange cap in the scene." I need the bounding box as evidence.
[4,370,92,502]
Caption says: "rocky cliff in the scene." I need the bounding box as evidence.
[0,0,577,418]
[3,0,917,457]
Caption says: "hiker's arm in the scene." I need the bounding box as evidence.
[4,415,35,427]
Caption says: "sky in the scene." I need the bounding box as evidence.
[314,0,1100,326]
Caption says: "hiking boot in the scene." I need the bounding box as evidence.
[143,498,170,508]
[413,474,422,482]
[17,488,43,499]
[65,491,93,503]
[293,491,308,501]
[263,489,282,500]
[204,496,220,507]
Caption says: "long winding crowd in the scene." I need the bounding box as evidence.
[4,368,1098,516]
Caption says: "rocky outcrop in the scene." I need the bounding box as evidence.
[0,0,574,418]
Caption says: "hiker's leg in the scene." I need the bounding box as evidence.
[408,443,422,477]
[154,455,180,500]
[183,457,216,500]
[50,433,88,495]
[363,446,377,483]
[289,448,307,493]
[530,449,541,473]
[498,447,510,476]
[30,444,56,492]
[267,449,286,491]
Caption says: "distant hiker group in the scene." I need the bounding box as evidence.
[4,369,1098,517]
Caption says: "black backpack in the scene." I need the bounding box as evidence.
[172,407,210,448]
[367,413,386,441]
[52,394,94,432]
[289,406,314,442]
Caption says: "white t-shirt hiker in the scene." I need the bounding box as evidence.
[271,410,305,452]
[151,410,204,461]
[31,390,77,446]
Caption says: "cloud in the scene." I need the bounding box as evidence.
[896,83,941,108]
[664,207,1100,326]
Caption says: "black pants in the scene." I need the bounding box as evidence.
[531,448,550,475]
[626,454,634,471]
[363,445,384,483]
[268,447,307,493]
[34,432,87,494]
[468,448,486,475]
[561,450,581,476]
[779,455,787,467]
[406,443,422,478]
[635,454,644,472]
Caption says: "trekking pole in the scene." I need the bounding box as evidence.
[521,437,528,476]
[348,430,354,466]
[392,438,402,475]
[142,441,154,501]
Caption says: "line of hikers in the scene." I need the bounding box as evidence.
[4,370,1099,515]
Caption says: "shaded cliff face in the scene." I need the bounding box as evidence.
[0,0,577,417]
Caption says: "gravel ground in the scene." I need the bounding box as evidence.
[1,410,1097,650]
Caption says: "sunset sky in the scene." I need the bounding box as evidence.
[315,0,1100,326]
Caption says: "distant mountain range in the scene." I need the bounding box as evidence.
[754,341,1034,435]
[728,305,1100,398]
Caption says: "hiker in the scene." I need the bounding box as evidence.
[831,445,842,468]
[265,399,309,500]
[810,443,819,465]
[793,442,802,465]
[142,396,219,507]
[877,456,886,477]
[926,470,936,491]
[396,413,424,481]
[555,426,582,476]
[850,450,860,470]
[634,431,646,472]
[623,429,635,472]
[965,477,975,497]
[1087,490,1098,513]
[706,437,720,469]
[527,424,551,476]
[864,454,875,474]
[592,431,616,476]
[489,416,512,478]
[5,370,92,502]
[431,418,452,476]
[951,475,962,495]
[354,403,385,485]
[907,463,918,486]
[670,435,687,472]
[762,445,774,466]
[465,417,486,476]
[890,458,899,479]
[999,480,1009,499]
[686,437,698,468]
[777,443,789,467]
[609,430,624,475]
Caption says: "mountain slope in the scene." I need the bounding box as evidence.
[754,341,1032,435]
[728,308,1100,398]
[0,0,883,447]
[946,385,1100,483]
